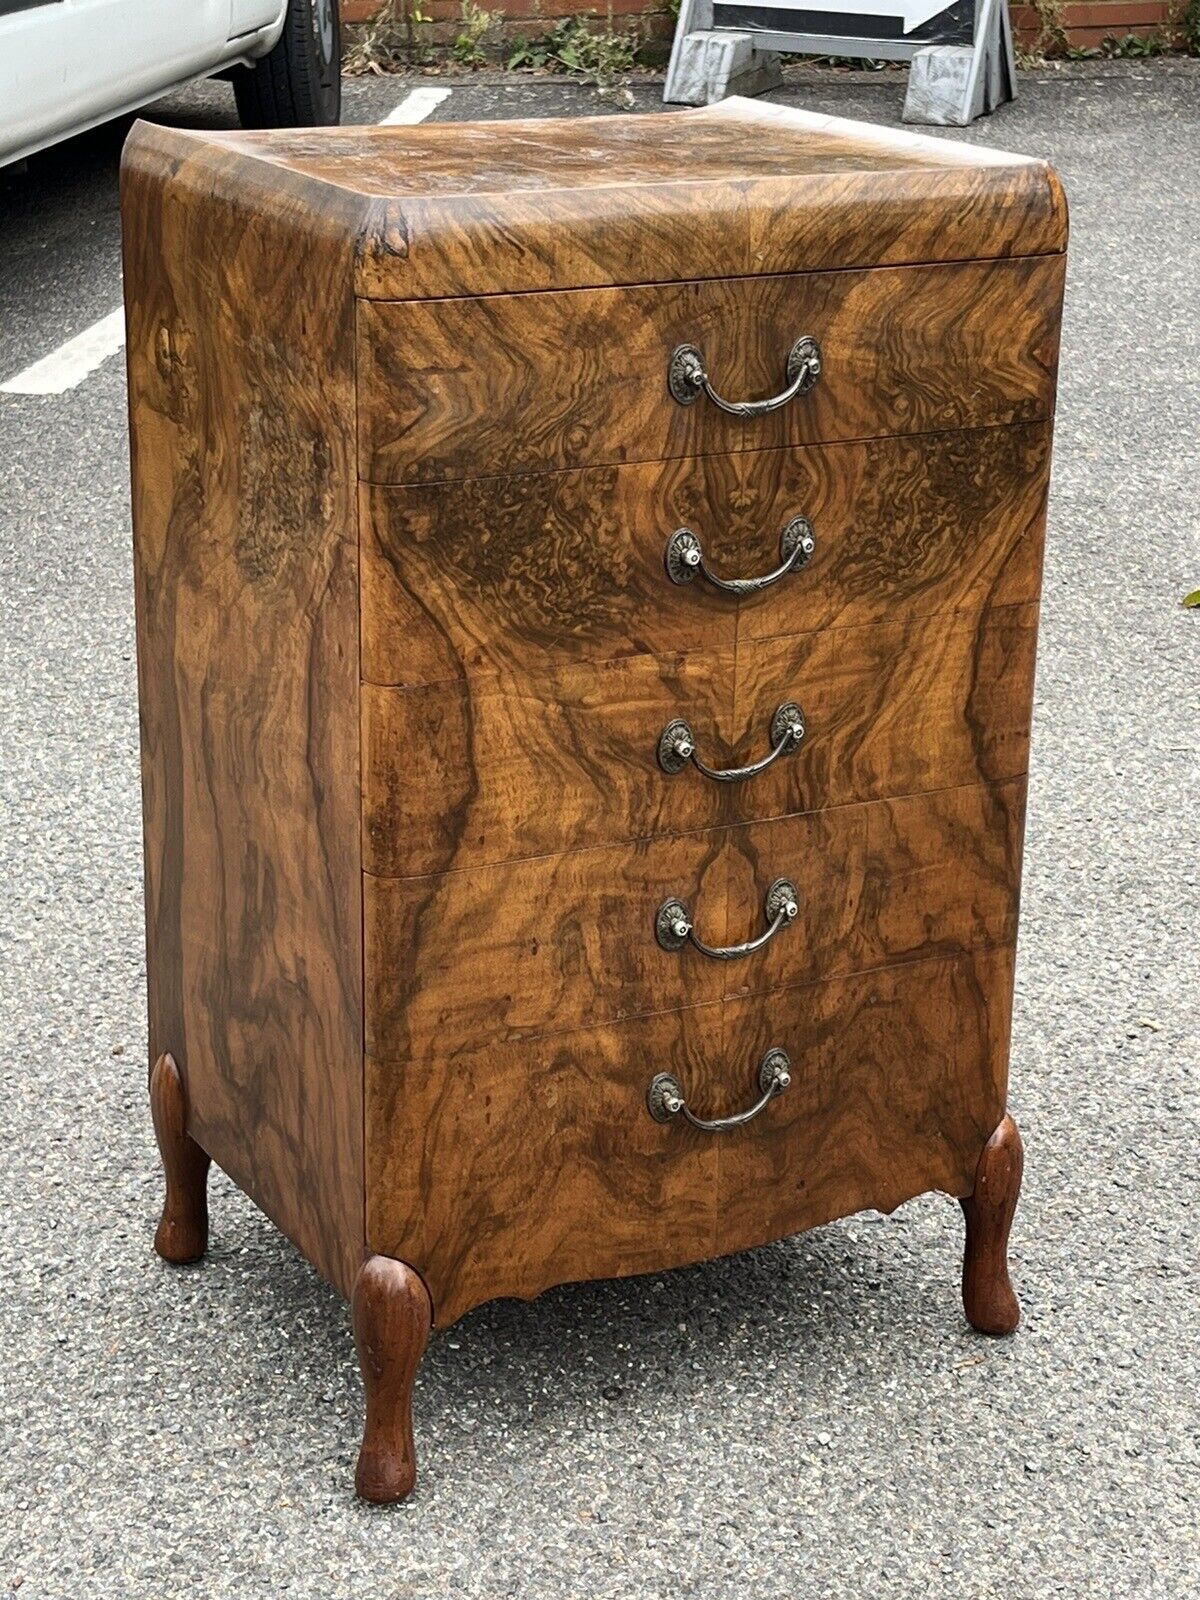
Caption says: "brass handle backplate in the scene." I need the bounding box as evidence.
[665,518,815,596]
[655,878,799,962]
[648,1048,792,1132]
[668,337,822,417]
[658,702,806,783]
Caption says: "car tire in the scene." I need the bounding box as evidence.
[232,0,341,130]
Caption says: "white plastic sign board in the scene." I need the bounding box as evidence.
[664,0,1014,125]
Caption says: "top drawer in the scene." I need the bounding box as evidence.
[356,254,1065,485]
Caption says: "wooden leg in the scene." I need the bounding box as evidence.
[960,1113,1023,1335]
[352,1255,433,1504]
[149,1052,211,1264]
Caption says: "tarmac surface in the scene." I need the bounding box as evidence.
[2,57,1198,1600]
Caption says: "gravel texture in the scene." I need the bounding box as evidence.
[1,59,1198,1600]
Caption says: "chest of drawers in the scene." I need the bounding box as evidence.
[124,98,1066,1504]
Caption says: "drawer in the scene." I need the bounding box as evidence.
[360,424,1049,687]
[361,606,1037,876]
[366,947,1013,1325]
[356,256,1064,484]
[364,779,1023,1059]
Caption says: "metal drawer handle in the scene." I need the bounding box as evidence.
[665,518,815,596]
[656,878,799,962]
[658,702,806,784]
[669,337,822,417]
[648,1048,792,1132]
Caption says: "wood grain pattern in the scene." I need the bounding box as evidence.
[366,948,1014,1325]
[357,256,1065,484]
[367,1003,726,1324]
[362,605,1037,876]
[729,603,1039,831]
[365,831,733,1058]
[961,1113,1024,1334]
[352,1256,433,1503]
[123,121,365,1297]
[719,779,1024,1001]
[211,100,1065,299]
[360,424,1050,687]
[362,650,736,876]
[714,950,1013,1261]
[364,779,1024,1060]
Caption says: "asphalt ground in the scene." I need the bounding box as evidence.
[2,57,1198,1600]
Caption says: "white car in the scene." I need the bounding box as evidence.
[0,0,340,169]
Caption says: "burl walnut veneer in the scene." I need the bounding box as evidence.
[123,98,1066,1503]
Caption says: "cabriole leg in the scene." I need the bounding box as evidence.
[960,1113,1024,1335]
[352,1255,433,1504]
[149,1052,210,1264]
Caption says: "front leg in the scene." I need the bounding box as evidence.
[352,1255,433,1504]
[149,1052,210,1264]
[960,1113,1024,1335]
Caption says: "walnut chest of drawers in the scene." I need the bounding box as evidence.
[123,98,1066,1503]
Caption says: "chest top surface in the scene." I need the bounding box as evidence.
[128,98,1067,301]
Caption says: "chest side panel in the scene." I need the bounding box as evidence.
[124,128,365,1298]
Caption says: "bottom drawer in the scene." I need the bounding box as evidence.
[366,947,1013,1325]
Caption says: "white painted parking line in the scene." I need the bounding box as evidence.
[380,85,452,124]
[1,306,126,396]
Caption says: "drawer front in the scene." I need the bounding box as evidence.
[362,606,1037,876]
[360,425,1049,687]
[366,948,1012,1325]
[364,779,1023,1059]
[357,256,1063,484]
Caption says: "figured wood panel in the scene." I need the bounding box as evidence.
[356,149,1064,303]
[123,123,365,1297]
[366,1004,726,1325]
[361,651,736,876]
[357,256,1065,484]
[361,607,1036,877]
[728,604,1039,827]
[736,423,1049,647]
[360,425,1050,687]
[364,835,732,1060]
[365,780,1022,1060]
[217,101,1066,299]
[365,948,1013,1325]
[718,780,1024,1003]
[713,948,1015,1259]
